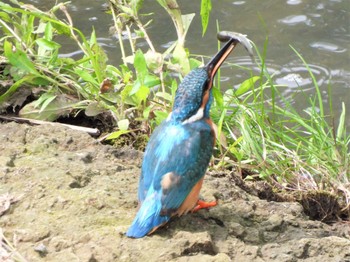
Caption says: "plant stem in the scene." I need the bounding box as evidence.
[125,25,135,54]
[110,6,127,65]
[0,18,34,56]
[157,0,185,48]
[135,18,156,52]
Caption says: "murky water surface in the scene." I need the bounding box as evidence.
[20,0,350,127]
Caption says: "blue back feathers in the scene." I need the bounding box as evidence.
[126,67,215,238]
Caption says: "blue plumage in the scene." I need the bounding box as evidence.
[126,69,215,238]
[126,185,170,238]
[171,69,209,122]
[127,118,214,238]
[126,36,242,238]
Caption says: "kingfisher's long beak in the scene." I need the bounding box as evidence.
[205,39,238,82]
[205,31,253,87]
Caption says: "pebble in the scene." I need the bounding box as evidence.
[34,243,48,254]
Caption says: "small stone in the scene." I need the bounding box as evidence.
[229,222,245,238]
[77,152,94,164]
[0,156,15,168]
[6,157,15,167]
[69,180,82,188]
[66,137,74,144]
[263,214,284,231]
[34,243,48,255]
[241,227,260,244]
[174,231,216,256]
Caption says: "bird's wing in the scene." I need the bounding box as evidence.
[139,120,214,214]
[137,120,168,202]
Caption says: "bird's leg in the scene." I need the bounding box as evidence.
[192,199,217,212]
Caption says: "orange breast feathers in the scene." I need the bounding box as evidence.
[176,178,204,216]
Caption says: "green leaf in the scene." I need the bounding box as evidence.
[134,29,145,38]
[155,91,172,102]
[336,102,346,141]
[144,74,160,88]
[0,75,36,104]
[130,79,141,96]
[170,79,177,103]
[32,92,55,108]
[235,76,260,96]
[35,38,61,51]
[75,68,99,86]
[143,106,151,119]
[189,58,202,70]
[19,95,75,121]
[85,101,106,116]
[39,94,57,113]
[154,110,169,125]
[121,84,135,106]
[33,22,47,34]
[118,119,130,131]
[90,28,97,46]
[144,50,163,73]
[133,85,150,105]
[212,86,223,109]
[181,13,195,38]
[4,40,40,75]
[105,65,122,78]
[50,21,71,35]
[200,0,212,36]
[131,0,144,14]
[44,22,53,40]
[216,108,227,147]
[99,92,120,104]
[173,44,190,74]
[119,5,134,16]
[134,49,148,81]
[0,10,12,23]
[22,14,35,45]
[31,77,50,86]
[105,130,131,140]
[90,36,108,82]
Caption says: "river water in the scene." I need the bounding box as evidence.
[17,0,350,128]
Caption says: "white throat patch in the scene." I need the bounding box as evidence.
[182,108,204,125]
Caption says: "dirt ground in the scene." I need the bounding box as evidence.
[0,122,349,262]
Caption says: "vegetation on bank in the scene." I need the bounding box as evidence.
[0,0,349,222]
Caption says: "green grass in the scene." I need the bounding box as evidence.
[211,39,349,213]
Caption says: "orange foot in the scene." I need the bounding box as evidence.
[192,200,217,213]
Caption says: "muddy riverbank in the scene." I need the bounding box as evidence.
[0,122,349,261]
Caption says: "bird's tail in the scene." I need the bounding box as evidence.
[126,191,170,238]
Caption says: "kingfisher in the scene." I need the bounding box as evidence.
[126,32,253,238]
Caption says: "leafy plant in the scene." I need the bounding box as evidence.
[211,39,350,213]
[0,0,215,138]
[0,2,104,120]
[106,0,210,138]
[200,0,212,36]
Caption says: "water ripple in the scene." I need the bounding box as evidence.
[274,62,331,97]
[279,15,311,26]
[232,1,246,5]
[287,0,302,5]
[223,57,334,99]
[310,41,347,53]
